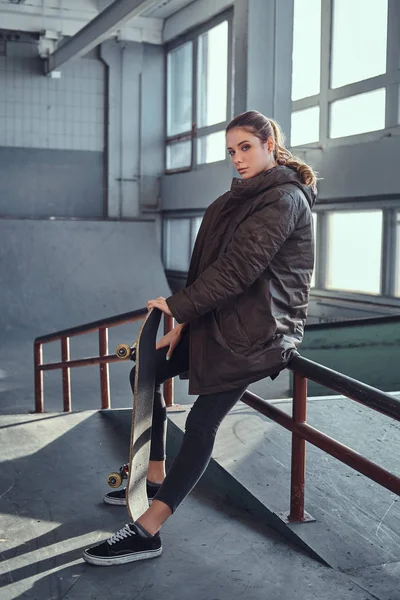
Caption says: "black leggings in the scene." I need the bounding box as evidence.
[129,330,246,513]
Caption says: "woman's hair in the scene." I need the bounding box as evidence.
[226,110,318,191]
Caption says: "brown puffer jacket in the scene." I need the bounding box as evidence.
[166,165,316,395]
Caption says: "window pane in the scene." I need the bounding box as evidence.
[395,213,400,297]
[330,89,386,139]
[291,106,320,146]
[311,213,317,288]
[197,21,228,128]
[326,211,383,294]
[166,140,191,170]
[292,0,321,100]
[165,219,190,271]
[191,216,203,251]
[167,43,193,136]
[197,130,226,164]
[331,0,388,89]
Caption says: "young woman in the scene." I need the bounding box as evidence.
[83,110,317,566]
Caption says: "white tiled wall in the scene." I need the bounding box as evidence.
[0,43,105,152]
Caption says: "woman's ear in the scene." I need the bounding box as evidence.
[267,136,275,154]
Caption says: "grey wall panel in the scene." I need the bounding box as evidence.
[0,147,104,218]
[299,136,400,200]
[161,162,233,210]
[0,48,105,153]
[0,219,170,333]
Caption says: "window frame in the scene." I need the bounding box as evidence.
[290,0,400,149]
[164,9,233,174]
[311,197,400,304]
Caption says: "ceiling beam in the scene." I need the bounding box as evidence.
[45,0,160,74]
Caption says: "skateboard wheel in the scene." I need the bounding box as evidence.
[107,472,123,488]
[115,344,131,359]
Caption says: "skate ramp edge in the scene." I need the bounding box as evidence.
[166,397,400,576]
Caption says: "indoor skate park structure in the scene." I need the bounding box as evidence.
[1,0,400,599]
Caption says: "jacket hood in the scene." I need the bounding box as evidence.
[230,165,316,208]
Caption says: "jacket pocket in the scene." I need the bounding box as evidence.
[215,305,252,353]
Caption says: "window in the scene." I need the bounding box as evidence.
[165,13,232,172]
[291,107,320,147]
[291,0,394,147]
[326,211,383,295]
[291,0,321,101]
[164,219,191,271]
[395,213,400,297]
[311,213,317,288]
[164,215,204,272]
[197,131,226,164]
[330,89,386,139]
[191,216,203,251]
[197,21,228,128]
[331,0,388,89]
[167,43,193,137]
[166,140,191,171]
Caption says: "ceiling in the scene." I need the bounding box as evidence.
[0,0,197,44]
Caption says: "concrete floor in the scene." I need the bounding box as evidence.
[0,410,385,600]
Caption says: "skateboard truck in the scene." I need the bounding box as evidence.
[115,341,137,361]
[107,463,129,488]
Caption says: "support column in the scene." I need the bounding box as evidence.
[100,40,143,219]
[233,0,294,136]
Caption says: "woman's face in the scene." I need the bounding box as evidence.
[226,127,276,179]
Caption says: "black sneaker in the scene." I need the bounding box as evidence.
[103,482,161,506]
[83,523,162,566]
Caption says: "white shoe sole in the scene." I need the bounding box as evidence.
[82,546,162,566]
[103,494,127,506]
[103,495,154,506]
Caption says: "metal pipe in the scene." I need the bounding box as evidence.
[163,314,175,407]
[290,354,400,422]
[61,337,71,412]
[34,341,44,413]
[289,373,307,522]
[35,307,147,344]
[99,327,110,410]
[39,354,121,371]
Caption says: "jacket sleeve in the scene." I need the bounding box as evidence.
[166,192,299,324]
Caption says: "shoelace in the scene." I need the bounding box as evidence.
[107,523,136,546]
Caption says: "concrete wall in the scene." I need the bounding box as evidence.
[298,137,400,201]
[0,39,105,218]
[0,36,164,220]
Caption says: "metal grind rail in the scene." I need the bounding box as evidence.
[34,308,175,413]
[35,314,400,525]
[242,354,400,523]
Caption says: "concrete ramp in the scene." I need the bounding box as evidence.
[168,393,400,577]
[0,219,170,413]
[0,410,381,600]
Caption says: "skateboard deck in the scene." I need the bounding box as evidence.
[121,308,161,521]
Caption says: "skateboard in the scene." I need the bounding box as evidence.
[108,308,161,521]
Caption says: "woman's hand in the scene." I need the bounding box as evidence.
[156,325,185,360]
[146,296,173,317]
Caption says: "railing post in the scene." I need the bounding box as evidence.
[34,341,44,413]
[163,315,175,407]
[289,371,307,522]
[99,327,110,409]
[61,337,71,412]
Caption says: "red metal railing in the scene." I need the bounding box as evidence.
[34,313,400,525]
[34,308,175,413]
[242,354,400,523]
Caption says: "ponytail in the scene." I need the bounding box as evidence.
[268,118,318,192]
